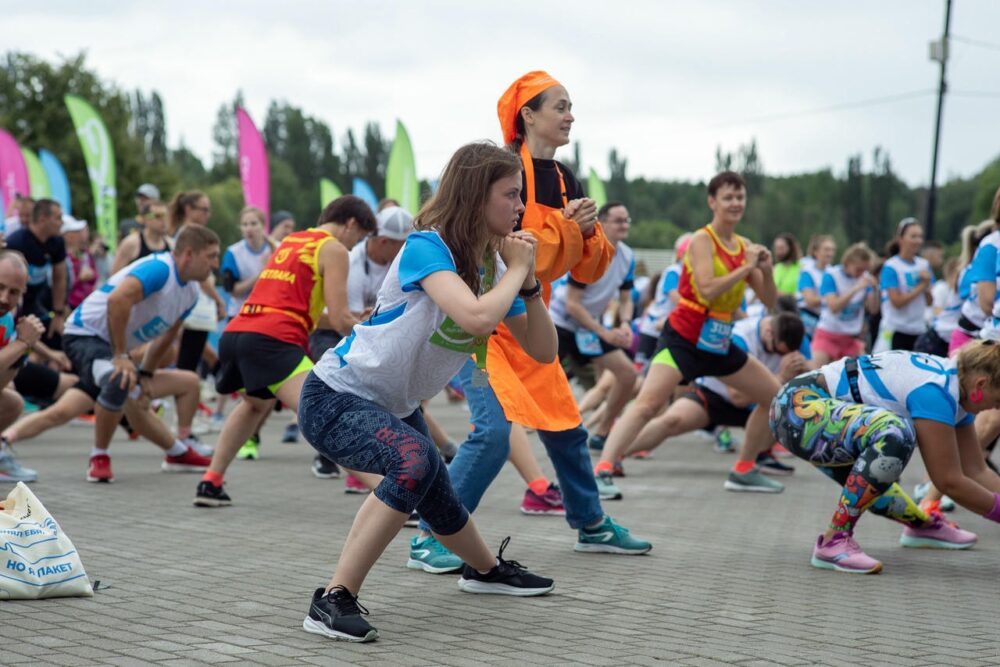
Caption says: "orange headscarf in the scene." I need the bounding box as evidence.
[496,70,561,145]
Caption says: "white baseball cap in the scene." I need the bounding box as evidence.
[136,183,160,200]
[61,215,87,233]
[376,206,414,241]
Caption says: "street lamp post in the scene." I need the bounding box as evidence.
[926,0,953,242]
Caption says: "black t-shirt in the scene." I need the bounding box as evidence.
[520,158,585,211]
[6,227,67,319]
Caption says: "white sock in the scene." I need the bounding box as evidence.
[91,448,108,458]
[165,440,188,457]
[475,558,500,575]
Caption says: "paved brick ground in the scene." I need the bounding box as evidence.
[2,394,999,666]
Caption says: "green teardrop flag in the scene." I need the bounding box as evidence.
[20,147,51,199]
[587,168,607,209]
[65,95,118,249]
[386,120,419,215]
[320,178,342,209]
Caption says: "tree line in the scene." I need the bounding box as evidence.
[2,51,997,254]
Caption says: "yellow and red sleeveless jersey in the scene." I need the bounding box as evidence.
[225,228,336,348]
[668,225,747,344]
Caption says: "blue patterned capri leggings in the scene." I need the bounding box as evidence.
[298,372,470,535]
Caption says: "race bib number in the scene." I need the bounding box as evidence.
[696,317,732,355]
[574,330,604,357]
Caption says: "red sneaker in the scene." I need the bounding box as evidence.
[520,484,566,516]
[771,443,793,458]
[344,474,370,494]
[162,447,212,472]
[87,454,114,483]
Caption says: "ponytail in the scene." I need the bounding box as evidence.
[168,190,207,230]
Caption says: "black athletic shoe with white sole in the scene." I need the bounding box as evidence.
[457,537,554,596]
[302,586,378,642]
[311,455,341,479]
[193,480,232,507]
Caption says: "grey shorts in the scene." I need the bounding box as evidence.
[63,335,131,412]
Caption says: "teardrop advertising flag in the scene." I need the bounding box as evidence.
[236,107,270,226]
[0,128,30,216]
[21,147,51,199]
[320,177,342,208]
[587,168,607,209]
[39,149,72,214]
[65,95,118,249]
[352,177,378,212]
[385,120,419,215]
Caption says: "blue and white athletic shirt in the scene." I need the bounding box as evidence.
[345,239,391,313]
[966,231,1000,341]
[820,350,973,428]
[816,265,872,336]
[698,316,811,403]
[639,263,680,338]
[931,280,962,341]
[0,311,16,348]
[220,239,272,318]
[313,231,526,418]
[878,255,933,336]
[549,241,635,332]
[64,253,199,350]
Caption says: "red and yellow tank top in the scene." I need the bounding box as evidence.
[668,225,748,347]
[225,228,336,348]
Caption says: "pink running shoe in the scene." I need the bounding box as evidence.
[900,513,977,550]
[344,474,370,494]
[810,532,882,574]
[520,484,566,516]
[162,447,212,472]
[87,454,114,483]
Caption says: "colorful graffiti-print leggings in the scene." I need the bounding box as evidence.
[769,372,931,533]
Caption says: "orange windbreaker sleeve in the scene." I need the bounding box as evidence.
[525,207,615,285]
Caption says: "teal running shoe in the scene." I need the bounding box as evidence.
[407,535,463,574]
[575,515,652,554]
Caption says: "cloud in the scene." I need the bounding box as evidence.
[4,0,999,186]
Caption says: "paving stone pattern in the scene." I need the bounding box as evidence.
[2,395,999,666]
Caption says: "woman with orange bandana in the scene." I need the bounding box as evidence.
[408,71,651,571]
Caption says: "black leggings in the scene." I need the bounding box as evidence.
[177,329,209,373]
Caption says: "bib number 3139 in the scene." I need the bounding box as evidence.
[696,317,732,355]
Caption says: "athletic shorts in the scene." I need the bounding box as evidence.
[63,334,130,410]
[811,328,864,361]
[680,384,752,431]
[556,325,618,365]
[215,331,313,399]
[13,361,61,402]
[650,322,748,384]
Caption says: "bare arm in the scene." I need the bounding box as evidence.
[916,419,997,515]
[825,280,869,313]
[502,299,557,364]
[955,422,1000,494]
[319,240,360,337]
[617,288,635,325]
[111,235,140,274]
[800,287,822,311]
[977,281,997,319]
[688,233,755,303]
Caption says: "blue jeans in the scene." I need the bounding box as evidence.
[420,358,603,531]
[299,372,469,535]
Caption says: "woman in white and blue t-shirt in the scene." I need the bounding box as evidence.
[796,234,835,337]
[770,342,1000,574]
[811,243,878,366]
[297,143,558,643]
[875,218,933,352]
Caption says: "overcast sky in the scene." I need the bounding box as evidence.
[5,0,998,186]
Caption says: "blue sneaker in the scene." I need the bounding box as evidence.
[913,481,955,512]
[575,516,652,555]
[0,446,37,482]
[713,427,734,453]
[407,535,464,573]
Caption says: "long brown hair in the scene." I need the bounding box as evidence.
[414,142,521,295]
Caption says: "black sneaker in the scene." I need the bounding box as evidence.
[311,455,341,479]
[457,537,554,596]
[193,480,232,507]
[302,586,378,642]
[756,452,795,476]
